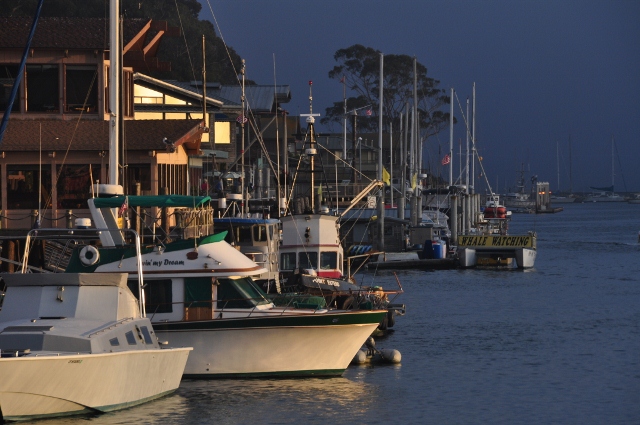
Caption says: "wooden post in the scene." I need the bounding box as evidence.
[161,186,169,238]
[7,240,15,273]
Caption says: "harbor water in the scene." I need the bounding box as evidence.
[18,203,640,425]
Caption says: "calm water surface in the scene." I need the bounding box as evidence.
[19,203,640,425]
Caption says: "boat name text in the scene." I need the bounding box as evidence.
[141,259,186,267]
[312,278,340,287]
[457,235,535,248]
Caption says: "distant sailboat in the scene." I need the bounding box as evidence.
[551,139,576,204]
[585,136,625,202]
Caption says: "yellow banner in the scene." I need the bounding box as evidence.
[457,235,536,248]
[382,167,390,185]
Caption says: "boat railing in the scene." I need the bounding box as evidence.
[152,294,328,322]
[23,228,147,316]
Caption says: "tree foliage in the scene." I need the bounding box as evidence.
[322,44,451,143]
[0,0,247,85]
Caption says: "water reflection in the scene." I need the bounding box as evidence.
[19,377,376,425]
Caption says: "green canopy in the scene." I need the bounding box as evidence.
[92,195,211,209]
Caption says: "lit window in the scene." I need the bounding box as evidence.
[214,122,231,144]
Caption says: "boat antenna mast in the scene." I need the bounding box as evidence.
[300,81,320,213]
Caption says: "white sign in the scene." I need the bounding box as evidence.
[367,196,376,209]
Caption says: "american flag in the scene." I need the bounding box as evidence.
[118,197,128,217]
[441,154,451,165]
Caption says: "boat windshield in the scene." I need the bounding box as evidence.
[299,252,318,269]
[216,277,271,309]
[320,252,337,269]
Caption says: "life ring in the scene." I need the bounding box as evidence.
[79,245,100,266]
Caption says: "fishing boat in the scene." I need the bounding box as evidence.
[0,228,191,421]
[502,164,536,210]
[276,84,404,328]
[17,190,387,378]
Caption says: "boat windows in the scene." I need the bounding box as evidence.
[253,225,268,242]
[125,331,137,345]
[299,252,318,270]
[320,252,337,270]
[236,227,253,244]
[140,326,154,344]
[109,337,120,347]
[128,279,173,314]
[280,252,296,271]
[185,277,213,308]
[216,278,270,309]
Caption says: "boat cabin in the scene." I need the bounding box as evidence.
[279,213,344,279]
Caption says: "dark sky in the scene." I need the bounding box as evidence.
[198,0,640,193]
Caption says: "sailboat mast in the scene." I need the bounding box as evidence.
[378,53,384,250]
[569,135,573,193]
[202,35,207,140]
[556,141,560,191]
[611,135,615,189]
[240,59,246,217]
[465,97,470,190]
[449,88,454,186]
[309,83,315,213]
[471,82,476,194]
[109,0,120,186]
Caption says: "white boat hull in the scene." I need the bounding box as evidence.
[457,248,477,268]
[515,247,537,268]
[0,348,190,421]
[154,311,384,378]
[457,247,536,269]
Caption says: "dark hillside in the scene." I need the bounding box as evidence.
[0,0,250,85]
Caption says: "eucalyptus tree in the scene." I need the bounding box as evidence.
[322,44,451,143]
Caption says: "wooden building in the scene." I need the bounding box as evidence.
[0,17,227,230]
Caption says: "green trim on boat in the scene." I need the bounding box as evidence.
[183,369,345,379]
[92,195,211,208]
[198,231,227,245]
[153,310,387,332]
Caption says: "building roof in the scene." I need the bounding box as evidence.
[218,85,291,113]
[0,119,203,152]
[0,17,149,50]
[133,73,228,109]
